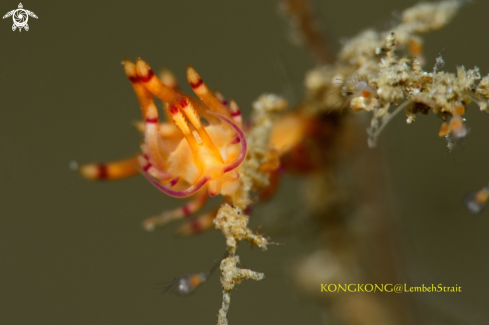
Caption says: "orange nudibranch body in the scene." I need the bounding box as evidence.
[125,58,246,198]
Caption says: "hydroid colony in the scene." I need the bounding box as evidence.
[79,0,487,323]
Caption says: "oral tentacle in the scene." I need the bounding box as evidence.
[138,165,210,198]
[137,154,172,181]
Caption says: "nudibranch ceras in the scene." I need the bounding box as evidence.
[128,58,247,198]
[80,58,246,199]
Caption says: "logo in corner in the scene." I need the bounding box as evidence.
[3,3,38,32]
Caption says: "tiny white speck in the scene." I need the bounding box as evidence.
[69,160,79,171]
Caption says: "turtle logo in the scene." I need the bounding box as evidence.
[2,3,38,32]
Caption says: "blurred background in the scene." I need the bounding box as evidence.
[1,0,489,324]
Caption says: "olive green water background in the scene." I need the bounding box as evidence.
[1,0,489,324]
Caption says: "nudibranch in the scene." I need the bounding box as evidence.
[80,58,247,200]
[79,59,312,233]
